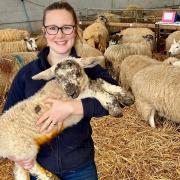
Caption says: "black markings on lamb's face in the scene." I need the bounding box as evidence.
[34,105,41,114]
[55,60,83,98]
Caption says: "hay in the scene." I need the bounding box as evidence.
[0,96,179,179]
[92,105,180,180]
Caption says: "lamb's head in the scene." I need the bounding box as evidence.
[109,34,123,46]
[32,56,104,98]
[168,39,180,56]
[24,37,38,51]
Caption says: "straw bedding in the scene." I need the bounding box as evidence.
[0,103,179,179]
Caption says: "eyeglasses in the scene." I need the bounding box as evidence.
[44,25,75,35]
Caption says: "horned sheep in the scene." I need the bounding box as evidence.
[0,56,133,180]
[0,28,30,42]
[0,38,37,57]
[83,15,109,53]
[131,63,180,128]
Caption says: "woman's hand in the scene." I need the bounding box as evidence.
[37,97,83,134]
[8,156,35,170]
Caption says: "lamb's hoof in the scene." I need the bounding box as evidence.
[121,96,135,106]
[109,107,123,117]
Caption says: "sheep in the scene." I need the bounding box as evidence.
[74,27,105,67]
[131,63,180,128]
[120,28,155,51]
[120,27,155,37]
[0,52,37,103]
[120,55,158,93]
[35,35,47,51]
[104,42,152,81]
[0,28,30,42]
[83,15,109,53]
[0,38,37,57]
[165,31,180,52]
[167,39,180,57]
[0,56,133,180]
[120,55,180,94]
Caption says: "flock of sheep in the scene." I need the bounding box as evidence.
[1,14,180,179]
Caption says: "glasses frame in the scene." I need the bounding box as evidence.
[44,25,75,35]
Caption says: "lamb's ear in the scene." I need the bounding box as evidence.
[173,38,177,44]
[76,56,105,68]
[32,65,56,80]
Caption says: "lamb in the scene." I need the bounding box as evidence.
[0,28,30,42]
[166,30,180,52]
[83,15,109,53]
[0,38,37,57]
[104,42,152,81]
[0,56,133,180]
[131,63,180,128]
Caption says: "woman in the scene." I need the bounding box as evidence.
[3,1,117,180]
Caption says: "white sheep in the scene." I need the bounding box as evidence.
[0,28,30,42]
[0,56,133,180]
[104,42,152,81]
[0,38,37,57]
[83,15,109,53]
[168,39,180,57]
[120,55,158,93]
[120,55,180,94]
[166,31,180,52]
[131,63,180,128]
[74,27,105,67]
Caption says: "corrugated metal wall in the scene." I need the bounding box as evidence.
[0,0,179,31]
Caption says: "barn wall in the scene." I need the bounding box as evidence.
[0,0,179,31]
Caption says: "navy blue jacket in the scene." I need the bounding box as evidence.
[3,47,117,175]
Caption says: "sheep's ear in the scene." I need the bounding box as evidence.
[76,56,104,68]
[173,38,177,44]
[32,66,56,80]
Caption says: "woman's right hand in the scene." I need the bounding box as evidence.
[8,156,36,170]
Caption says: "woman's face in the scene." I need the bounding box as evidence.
[43,9,76,55]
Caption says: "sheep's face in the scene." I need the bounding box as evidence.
[54,60,83,98]
[142,34,154,42]
[24,37,38,51]
[168,41,180,56]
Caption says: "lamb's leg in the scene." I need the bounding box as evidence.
[14,163,30,180]
[97,79,134,106]
[29,162,60,180]
[135,98,156,128]
[93,91,123,117]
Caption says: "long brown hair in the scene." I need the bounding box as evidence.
[42,1,78,27]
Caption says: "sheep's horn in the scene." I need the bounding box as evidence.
[32,65,56,80]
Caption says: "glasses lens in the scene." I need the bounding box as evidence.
[46,25,58,35]
[62,25,74,35]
